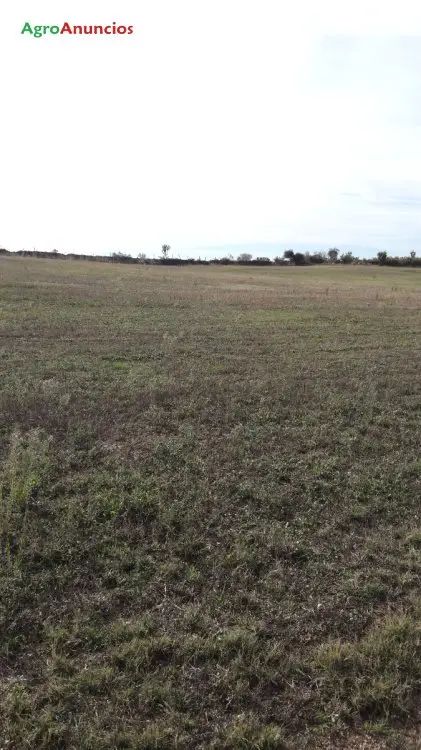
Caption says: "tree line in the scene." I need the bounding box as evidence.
[0,246,420,267]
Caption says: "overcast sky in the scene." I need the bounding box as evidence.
[1,1,421,258]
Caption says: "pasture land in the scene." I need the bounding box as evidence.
[1,257,421,749]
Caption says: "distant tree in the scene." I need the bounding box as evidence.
[304,251,327,264]
[410,250,416,259]
[283,250,295,261]
[161,244,171,259]
[237,253,253,262]
[340,251,356,264]
[327,248,339,263]
[309,252,327,264]
[377,250,388,265]
[254,257,272,265]
[111,251,135,263]
[137,253,147,263]
[293,252,307,266]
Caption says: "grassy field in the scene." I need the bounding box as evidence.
[1,257,421,749]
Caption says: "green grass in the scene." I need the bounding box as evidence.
[1,257,421,748]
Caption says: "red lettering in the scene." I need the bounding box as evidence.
[60,22,72,34]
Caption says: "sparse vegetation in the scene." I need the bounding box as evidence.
[1,246,421,267]
[1,428,51,569]
[0,257,420,748]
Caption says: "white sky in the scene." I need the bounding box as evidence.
[1,0,421,258]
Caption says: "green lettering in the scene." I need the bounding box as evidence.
[21,22,33,35]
